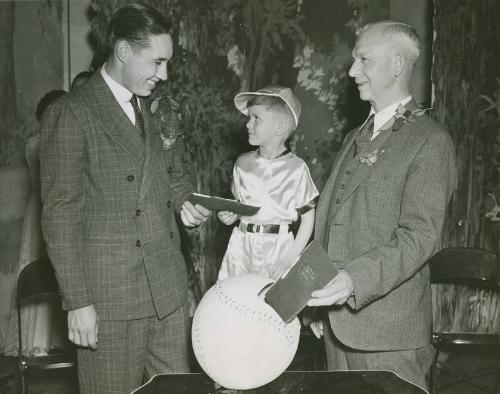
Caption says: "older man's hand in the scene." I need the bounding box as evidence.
[307,270,354,307]
[181,201,210,227]
[302,308,324,339]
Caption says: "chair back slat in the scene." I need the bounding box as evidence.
[429,247,499,289]
[16,258,75,393]
[17,259,60,300]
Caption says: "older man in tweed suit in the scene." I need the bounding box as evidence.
[40,4,208,393]
[307,21,456,390]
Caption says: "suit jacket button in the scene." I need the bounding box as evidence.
[135,209,141,216]
[340,184,345,189]
[127,175,135,182]
[345,170,351,175]
[335,199,340,204]
[136,240,141,247]
[170,231,174,239]
[167,201,171,208]
[167,166,173,174]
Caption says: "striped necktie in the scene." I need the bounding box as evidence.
[130,94,145,139]
[353,114,374,156]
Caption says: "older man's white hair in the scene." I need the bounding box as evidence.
[360,20,422,65]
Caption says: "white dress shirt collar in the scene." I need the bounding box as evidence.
[100,64,138,124]
[101,64,133,103]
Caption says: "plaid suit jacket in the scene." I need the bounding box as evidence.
[40,71,193,320]
[315,100,457,351]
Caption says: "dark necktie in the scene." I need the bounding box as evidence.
[353,114,374,156]
[130,94,145,139]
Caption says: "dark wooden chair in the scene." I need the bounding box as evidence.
[428,247,500,394]
[16,259,76,394]
[0,371,13,394]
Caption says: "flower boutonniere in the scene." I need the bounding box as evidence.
[160,128,184,150]
[392,104,432,131]
[150,91,183,151]
[359,149,384,167]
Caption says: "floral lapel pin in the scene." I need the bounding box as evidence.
[160,128,183,150]
[150,91,183,151]
[392,103,432,131]
[357,103,430,167]
[359,149,385,167]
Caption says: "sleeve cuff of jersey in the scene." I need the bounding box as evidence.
[297,196,319,215]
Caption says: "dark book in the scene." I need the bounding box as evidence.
[264,241,339,324]
[187,193,260,216]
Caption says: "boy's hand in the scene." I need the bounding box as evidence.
[217,210,238,225]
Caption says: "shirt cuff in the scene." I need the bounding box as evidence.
[297,196,319,215]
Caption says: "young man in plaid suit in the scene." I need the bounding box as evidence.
[40,4,208,393]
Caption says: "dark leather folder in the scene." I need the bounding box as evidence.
[187,193,260,216]
[265,241,338,323]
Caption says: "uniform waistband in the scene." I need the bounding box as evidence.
[238,221,289,234]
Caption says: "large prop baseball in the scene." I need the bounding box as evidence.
[191,274,301,390]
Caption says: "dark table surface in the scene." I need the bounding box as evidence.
[131,370,427,394]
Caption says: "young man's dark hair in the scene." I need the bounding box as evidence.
[108,3,171,53]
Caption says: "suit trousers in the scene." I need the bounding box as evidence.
[324,321,434,391]
[77,303,189,394]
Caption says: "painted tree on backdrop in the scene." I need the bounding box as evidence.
[89,0,305,294]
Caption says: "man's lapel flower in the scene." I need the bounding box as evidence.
[359,149,384,167]
[150,91,183,151]
[392,104,431,131]
[160,128,183,150]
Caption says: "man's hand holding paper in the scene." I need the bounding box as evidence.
[264,241,338,324]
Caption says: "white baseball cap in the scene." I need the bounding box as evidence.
[234,86,301,127]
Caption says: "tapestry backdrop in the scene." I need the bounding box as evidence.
[1,0,497,353]
[431,0,499,334]
[89,0,392,293]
